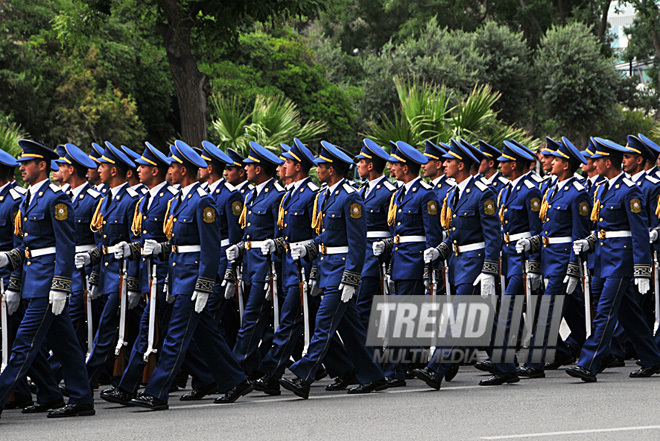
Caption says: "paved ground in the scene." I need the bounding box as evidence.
[2,360,660,440]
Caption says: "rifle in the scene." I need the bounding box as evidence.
[443,259,452,299]
[428,261,437,361]
[231,260,244,325]
[81,268,93,361]
[296,260,310,355]
[580,253,593,339]
[499,251,506,294]
[113,258,128,376]
[521,250,534,347]
[653,250,660,336]
[1,278,8,373]
[266,254,279,330]
[143,257,158,382]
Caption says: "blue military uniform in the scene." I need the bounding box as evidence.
[426,141,455,224]
[0,140,93,414]
[479,140,509,193]
[569,138,660,379]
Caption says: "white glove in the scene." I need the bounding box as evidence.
[265,281,272,301]
[635,277,650,295]
[0,252,8,268]
[224,280,236,299]
[473,273,495,297]
[143,239,162,256]
[339,283,356,303]
[113,241,130,260]
[308,279,321,297]
[291,243,307,261]
[261,239,276,256]
[651,230,659,243]
[226,244,240,262]
[529,273,542,291]
[516,238,531,254]
[127,291,141,309]
[191,290,209,313]
[424,247,440,263]
[563,275,579,294]
[75,252,91,269]
[5,290,20,315]
[89,284,101,300]
[573,239,590,255]
[49,290,67,316]
[372,241,385,257]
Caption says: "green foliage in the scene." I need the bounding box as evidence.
[594,105,657,145]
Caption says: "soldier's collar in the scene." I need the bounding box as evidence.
[27,178,49,195]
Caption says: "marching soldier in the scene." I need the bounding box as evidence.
[478,140,509,193]
[422,140,455,225]
[225,142,285,376]
[74,142,141,387]
[639,134,660,178]
[570,138,660,381]
[0,140,95,418]
[281,141,387,399]
[120,145,150,195]
[130,141,251,410]
[225,148,253,197]
[516,137,589,377]
[538,137,559,194]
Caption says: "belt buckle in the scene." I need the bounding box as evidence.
[25,249,31,259]
[599,230,606,240]
[504,232,510,244]
[453,244,460,256]
[245,241,252,250]
[172,245,178,253]
[285,243,291,252]
[102,245,108,255]
[320,244,327,254]
[542,237,548,247]
[394,235,401,245]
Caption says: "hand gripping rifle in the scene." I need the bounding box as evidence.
[113,258,129,376]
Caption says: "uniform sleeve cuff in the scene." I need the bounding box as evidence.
[566,263,581,278]
[634,265,652,278]
[529,235,542,254]
[51,276,72,294]
[482,260,498,276]
[195,276,215,294]
[126,277,140,292]
[89,247,102,266]
[341,270,361,287]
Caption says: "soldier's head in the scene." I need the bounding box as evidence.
[224,148,247,186]
[56,143,97,186]
[624,134,656,176]
[282,139,315,182]
[537,137,559,174]
[497,141,535,180]
[420,140,447,180]
[17,139,58,185]
[200,140,233,184]
[314,141,353,185]
[458,139,484,176]
[136,142,169,188]
[591,138,626,178]
[355,138,389,180]
[388,141,426,183]
[638,133,660,171]
[441,139,476,183]
[97,142,133,186]
[243,141,283,185]
[477,140,501,177]
[0,149,18,184]
[549,137,586,179]
[167,140,207,187]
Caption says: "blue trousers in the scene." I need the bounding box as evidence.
[4,300,31,402]
[578,277,660,374]
[0,298,93,408]
[356,276,381,329]
[144,293,246,402]
[289,288,384,385]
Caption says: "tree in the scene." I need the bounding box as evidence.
[622,0,660,100]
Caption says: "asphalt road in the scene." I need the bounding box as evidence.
[2,361,660,440]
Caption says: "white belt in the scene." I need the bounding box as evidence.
[172,245,201,253]
[245,241,267,250]
[394,235,426,244]
[286,240,312,253]
[367,231,390,239]
[599,230,631,239]
[25,246,56,258]
[75,244,95,253]
[319,245,349,254]
[543,236,573,245]
[504,231,531,244]
[103,245,120,255]
[453,241,485,254]
[221,239,230,247]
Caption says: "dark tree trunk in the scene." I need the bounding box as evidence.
[156,0,210,146]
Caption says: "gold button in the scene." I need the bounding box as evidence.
[284,223,288,227]
[322,228,326,232]
[27,261,31,266]
[285,211,288,214]
[103,220,106,224]
[103,235,107,238]
[23,217,27,222]
[600,242,604,246]
[398,209,402,213]
[320,257,324,261]
[453,214,456,218]
[143,230,147,234]
[105,262,109,266]
[172,262,176,266]
[397,222,401,226]
[249,211,252,214]
[452,227,456,231]
[505,221,508,224]
[247,223,251,226]
[23,233,27,237]
[395,247,398,251]
[174,218,177,222]
[599,218,603,222]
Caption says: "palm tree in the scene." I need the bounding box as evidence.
[0,117,26,184]
[210,94,327,156]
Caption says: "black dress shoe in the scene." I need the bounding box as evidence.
[100,387,136,405]
[253,376,281,396]
[445,363,459,382]
[22,399,65,414]
[180,383,219,401]
[517,366,546,378]
[130,394,169,411]
[629,364,660,378]
[544,353,576,370]
[315,368,328,381]
[479,373,520,386]
[47,403,95,418]
[4,397,34,409]
[279,377,310,399]
[386,377,406,388]
[599,354,625,372]
[325,371,357,391]
[214,380,254,404]
[413,367,442,390]
[474,360,494,373]
[175,368,189,389]
[566,366,597,382]
[347,378,388,394]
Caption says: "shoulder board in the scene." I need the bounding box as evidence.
[140,187,148,194]
[126,187,138,198]
[273,182,285,192]
[595,180,606,187]
[382,180,396,191]
[49,183,61,192]
[8,188,21,200]
[13,186,26,194]
[524,180,535,189]
[623,177,634,187]
[419,180,431,190]
[479,177,489,185]
[307,181,319,191]
[573,181,585,191]
[530,174,543,183]
[87,188,101,198]
[342,182,356,194]
[474,180,488,192]
[167,186,179,195]
[497,176,509,185]
[223,181,236,192]
[196,187,208,197]
[645,174,660,185]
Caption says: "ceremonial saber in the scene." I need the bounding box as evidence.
[143,257,158,362]
[81,268,93,360]
[267,254,279,330]
[1,278,8,373]
[428,261,437,361]
[231,260,244,325]
[296,260,310,355]
[580,254,592,339]
[521,250,533,347]
[653,250,660,336]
